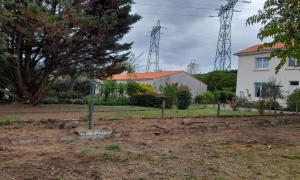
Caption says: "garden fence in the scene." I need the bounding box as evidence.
[0,79,300,127]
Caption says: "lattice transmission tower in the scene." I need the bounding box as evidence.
[146,20,162,72]
[214,0,250,71]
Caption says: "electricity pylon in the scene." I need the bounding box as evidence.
[214,0,250,71]
[187,60,200,74]
[146,20,162,72]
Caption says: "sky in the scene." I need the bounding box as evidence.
[122,0,266,73]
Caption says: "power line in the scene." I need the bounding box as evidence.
[135,3,215,10]
[140,12,216,17]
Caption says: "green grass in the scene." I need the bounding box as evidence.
[96,104,259,120]
[105,144,121,151]
[0,104,259,122]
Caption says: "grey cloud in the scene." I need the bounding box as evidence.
[123,0,265,73]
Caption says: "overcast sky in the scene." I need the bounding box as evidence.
[122,0,266,73]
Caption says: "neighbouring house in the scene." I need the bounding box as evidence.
[235,43,300,105]
[105,71,207,97]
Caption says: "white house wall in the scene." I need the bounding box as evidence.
[100,72,207,97]
[236,52,300,103]
[152,72,207,97]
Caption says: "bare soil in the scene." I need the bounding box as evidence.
[0,116,300,180]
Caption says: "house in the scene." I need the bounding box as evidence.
[235,43,300,103]
[107,71,207,97]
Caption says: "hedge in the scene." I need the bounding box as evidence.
[176,88,192,110]
[132,93,173,108]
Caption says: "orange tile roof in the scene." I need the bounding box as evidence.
[110,71,184,81]
[235,42,285,56]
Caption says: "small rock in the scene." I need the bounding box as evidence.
[163,129,170,134]
[0,145,8,151]
[181,119,192,126]
[154,131,161,136]
[60,122,79,129]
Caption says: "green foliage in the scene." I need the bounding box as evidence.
[127,82,140,97]
[132,93,173,108]
[106,144,121,151]
[118,83,127,97]
[0,0,140,104]
[287,89,300,111]
[195,91,215,104]
[73,79,91,96]
[194,70,237,92]
[161,83,180,104]
[102,80,117,102]
[126,82,156,96]
[231,97,249,111]
[176,87,192,110]
[41,96,60,104]
[42,91,84,104]
[218,91,236,104]
[246,0,300,72]
[95,95,131,106]
[137,83,156,94]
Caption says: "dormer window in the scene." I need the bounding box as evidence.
[288,58,299,67]
[256,57,269,69]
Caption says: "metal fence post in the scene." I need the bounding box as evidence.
[296,102,299,116]
[88,78,96,130]
[161,100,166,119]
[217,101,220,117]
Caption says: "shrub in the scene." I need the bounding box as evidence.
[102,80,117,102]
[176,87,192,110]
[57,91,83,100]
[41,96,59,104]
[98,95,131,106]
[231,97,249,111]
[265,100,280,110]
[161,83,179,104]
[218,91,236,104]
[138,83,156,94]
[118,83,127,96]
[195,94,204,104]
[46,89,57,97]
[73,79,91,95]
[127,82,156,98]
[195,91,215,104]
[132,93,173,108]
[127,82,140,97]
[287,89,300,111]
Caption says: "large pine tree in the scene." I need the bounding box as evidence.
[0,0,140,104]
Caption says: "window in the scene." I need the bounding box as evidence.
[289,81,299,93]
[256,57,269,69]
[254,82,264,98]
[288,58,299,67]
[290,81,299,86]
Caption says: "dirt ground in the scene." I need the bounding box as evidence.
[0,116,300,180]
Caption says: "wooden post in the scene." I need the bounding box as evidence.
[161,100,166,119]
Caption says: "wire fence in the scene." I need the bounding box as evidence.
[0,79,299,127]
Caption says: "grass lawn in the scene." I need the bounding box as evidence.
[0,104,259,123]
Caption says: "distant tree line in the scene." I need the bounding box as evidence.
[194,70,237,92]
